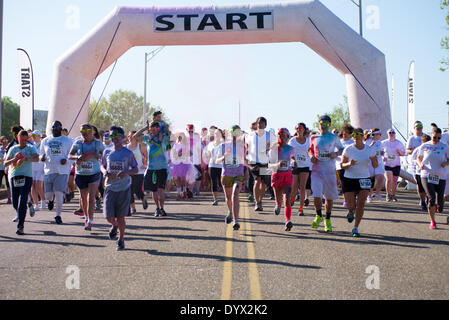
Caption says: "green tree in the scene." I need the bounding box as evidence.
[441,0,449,71]
[313,95,351,132]
[88,89,169,133]
[1,97,20,140]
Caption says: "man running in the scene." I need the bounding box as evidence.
[40,121,74,224]
[308,115,344,232]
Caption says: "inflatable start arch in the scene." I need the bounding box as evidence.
[47,0,391,136]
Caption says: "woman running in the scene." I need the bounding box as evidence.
[340,128,378,237]
[336,124,354,207]
[366,129,385,202]
[381,129,405,202]
[69,124,105,231]
[127,131,148,214]
[170,132,197,200]
[288,123,311,216]
[4,130,39,235]
[270,128,295,231]
[417,127,449,229]
[205,129,224,205]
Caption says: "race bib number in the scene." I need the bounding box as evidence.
[280,160,289,169]
[295,154,306,164]
[318,150,331,161]
[80,161,93,171]
[428,174,440,185]
[387,154,396,161]
[359,178,372,190]
[109,161,124,174]
[50,145,62,156]
[13,177,25,187]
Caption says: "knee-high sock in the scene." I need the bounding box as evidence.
[285,206,292,222]
[55,191,64,217]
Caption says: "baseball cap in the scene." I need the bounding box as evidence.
[31,130,42,137]
[319,115,332,123]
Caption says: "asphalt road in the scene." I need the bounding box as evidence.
[0,189,448,300]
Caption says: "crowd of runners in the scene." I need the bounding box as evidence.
[1,111,449,250]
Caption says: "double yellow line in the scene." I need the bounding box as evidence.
[221,202,262,300]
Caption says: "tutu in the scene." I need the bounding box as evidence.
[170,162,199,185]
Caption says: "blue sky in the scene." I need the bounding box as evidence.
[2,0,449,139]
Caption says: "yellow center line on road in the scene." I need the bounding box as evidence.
[242,202,262,300]
[221,223,234,300]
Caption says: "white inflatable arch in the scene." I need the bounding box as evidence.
[47,0,391,136]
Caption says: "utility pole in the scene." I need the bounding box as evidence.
[350,0,363,37]
[143,47,164,121]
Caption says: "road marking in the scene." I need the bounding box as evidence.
[221,224,234,300]
[243,202,262,300]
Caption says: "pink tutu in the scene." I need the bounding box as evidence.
[169,162,198,184]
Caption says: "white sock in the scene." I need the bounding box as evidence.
[177,187,181,195]
[55,192,64,217]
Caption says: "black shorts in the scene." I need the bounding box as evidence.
[385,166,401,177]
[250,163,271,186]
[415,175,425,193]
[75,172,101,190]
[144,169,168,192]
[342,177,372,193]
[292,167,310,175]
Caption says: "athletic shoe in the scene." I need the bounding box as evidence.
[322,198,325,204]
[421,203,428,212]
[386,195,393,202]
[116,240,125,251]
[160,208,167,217]
[392,196,398,202]
[73,208,84,216]
[142,198,148,210]
[285,220,293,232]
[347,210,355,223]
[212,200,219,206]
[311,215,323,229]
[225,212,233,224]
[195,191,200,196]
[298,208,304,216]
[12,216,18,222]
[28,202,35,217]
[47,200,54,211]
[248,194,254,202]
[366,196,372,203]
[304,199,309,207]
[16,228,25,236]
[84,222,92,231]
[154,209,161,217]
[233,222,240,231]
[33,205,40,212]
[55,216,63,225]
[324,219,333,232]
[176,195,182,201]
[130,208,137,215]
[255,203,263,212]
[109,226,118,240]
[274,206,281,216]
[429,221,437,230]
[371,194,377,202]
[352,227,360,238]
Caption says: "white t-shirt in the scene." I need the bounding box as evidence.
[32,141,45,172]
[381,139,405,167]
[206,142,222,169]
[410,146,423,176]
[40,135,74,175]
[342,144,376,179]
[288,137,312,169]
[418,142,449,179]
[246,130,276,164]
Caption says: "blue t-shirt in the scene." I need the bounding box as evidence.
[6,145,38,178]
[102,147,138,192]
[142,134,169,171]
[70,139,105,176]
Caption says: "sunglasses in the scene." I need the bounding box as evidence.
[351,132,363,138]
[52,125,62,129]
[319,122,331,127]
[388,132,396,135]
[110,133,123,138]
[80,129,91,134]
[432,136,442,140]
[415,125,423,129]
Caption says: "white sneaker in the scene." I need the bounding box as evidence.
[33,205,40,212]
[366,196,372,203]
[40,201,46,209]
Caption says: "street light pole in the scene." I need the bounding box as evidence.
[143,47,164,121]
[350,0,363,37]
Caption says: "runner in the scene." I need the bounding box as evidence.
[217,125,246,231]
[366,129,385,202]
[4,130,39,235]
[30,130,45,212]
[101,126,138,251]
[336,124,354,206]
[246,117,275,212]
[308,115,344,232]
[340,128,378,237]
[134,121,170,217]
[381,129,406,202]
[0,136,11,204]
[170,132,197,200]
[186,124,202,197]
[246,122,258,203]
[411,134,431,211]
[270,128,295,231]
[127,131,148,214]
[406,121,425,207]
[69,124,105,231]
[205,128,224,205]
[288,123,312,216]
[40,121,74,224]
[417,127,449,229]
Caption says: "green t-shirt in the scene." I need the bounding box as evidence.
[6,144,37,178]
